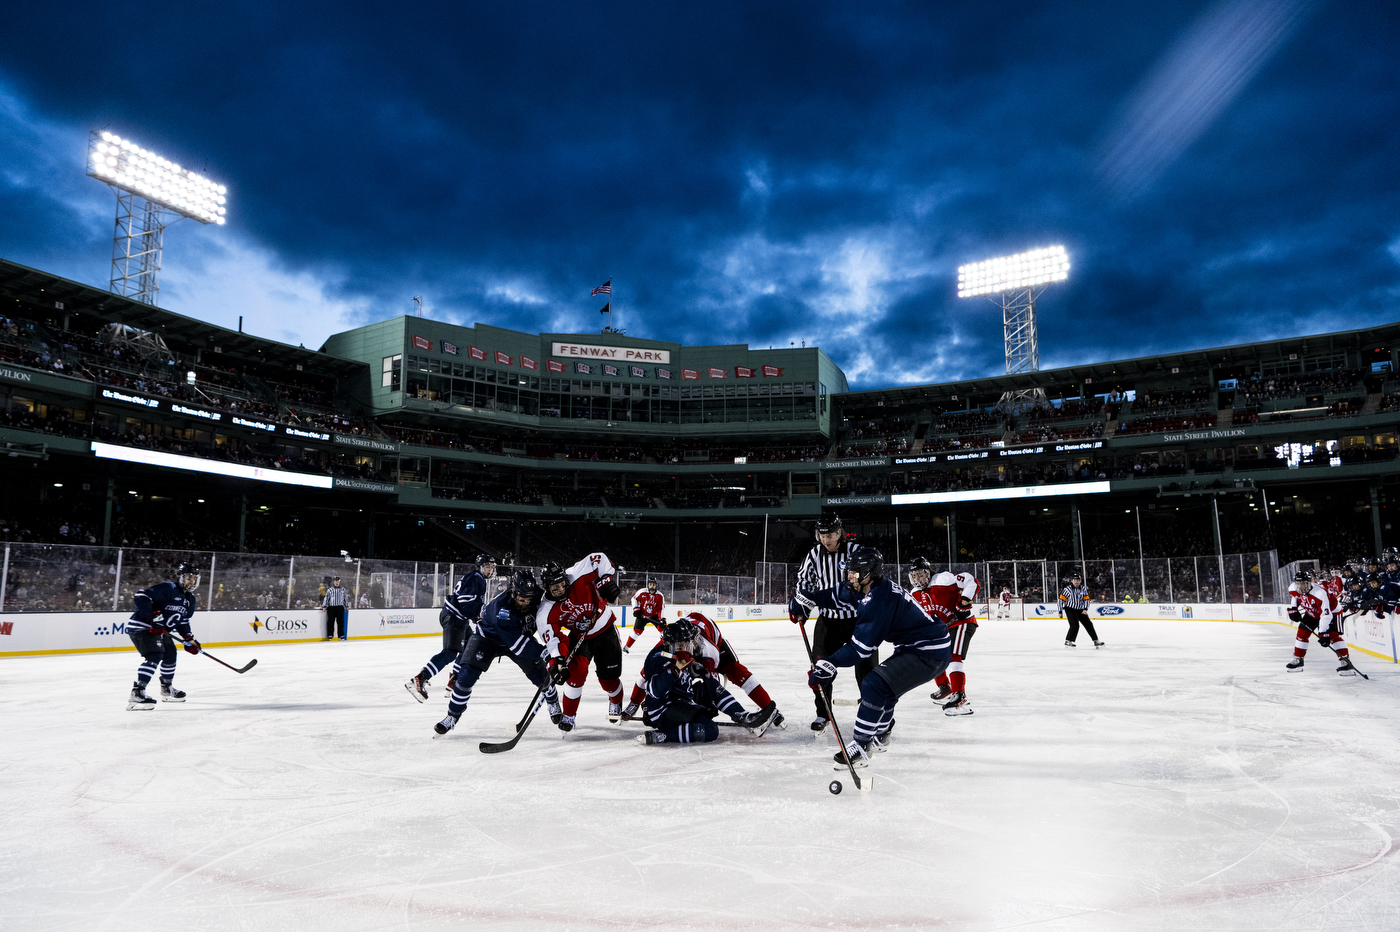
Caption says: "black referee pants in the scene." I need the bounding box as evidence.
[811,614,877,718]
[1064,607,1097,643]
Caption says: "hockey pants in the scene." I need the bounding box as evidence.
[852,648,949,745]
[812,615,877,718]
[446,631,556,720]
[325,605,347,639]
[1294,623,1349,660]
[423,617,471,680]
[1064,608,1098,643]
[933,623,977,693]
[648,678,743,744]
[561,626,624,718]
[130,632,178,688]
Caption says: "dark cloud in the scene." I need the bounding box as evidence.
[0,1,1397,387]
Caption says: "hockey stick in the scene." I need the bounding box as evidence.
[1317,633,1370,680]
[172,636,258,674]
[799,619,865,792]
[479,615,590,754]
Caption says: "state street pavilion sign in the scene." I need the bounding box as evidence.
[551,342,671,364]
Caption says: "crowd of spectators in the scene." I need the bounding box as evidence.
[1236,368,1366,406]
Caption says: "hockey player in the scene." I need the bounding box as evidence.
[795,514,876,732]
[793,546,951,768]
[621,610,781,728]
[125,561,203,710]
[994,586,1014,621]
[1059,571,1102,648]
[537,553,626,731]
[1286,569,1355,675]
[433,569,564,736]
[622,577,666,652]
[1358,575,1399,618]
[405,553,495,701]
[914,569,981,714]
[1318,567,1345,616]
[636,617,777,745]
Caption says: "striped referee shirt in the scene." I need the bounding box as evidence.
[322,584,350,608]
[798,543,858,620]
[1059,584,1089,610]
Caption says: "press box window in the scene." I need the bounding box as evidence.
[382,354,402,390]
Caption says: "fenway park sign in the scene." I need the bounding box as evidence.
[551,342,671,364]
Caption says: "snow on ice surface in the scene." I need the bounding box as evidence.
[2,619,1399,931]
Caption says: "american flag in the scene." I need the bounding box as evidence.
[591,280,612,297]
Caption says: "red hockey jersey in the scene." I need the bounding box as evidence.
[538,552,618,658]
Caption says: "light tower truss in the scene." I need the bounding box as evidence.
[957,246,1069,414]
[86,130,227,306]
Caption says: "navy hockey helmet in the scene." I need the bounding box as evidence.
[510,569,542,603]
[541,561,568,596]
[175,561,200,589]
[663,616,700,651]
[1293,569,1313,584]
[1069,569,1084,582]
[814,513,843,537]
[846,545,884,584]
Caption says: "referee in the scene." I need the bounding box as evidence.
[322,575,351,640]
[796,514,878,731]
[1058,570,1103,648]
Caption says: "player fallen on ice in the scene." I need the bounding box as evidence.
[636,617,778,745]
[406,553,494,702]
[621,610,782,730]
[433,570,564,736]
[791,545,951,768]
[537,553,627,731]
[907,559,981,714]
[622,576,667,653]
[126,561,203,710]
[1287,569,1356,675]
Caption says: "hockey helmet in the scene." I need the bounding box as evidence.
[175,561,200,589]
[1293,569,1313,584]
[510,569,542,603]
[646,576,658,592]
[908,556,933,587]
[846,545,884,584]
[814,513,843,538]
[663,616,700,652]
[1069,569,1083,582]
[541,561,568,597]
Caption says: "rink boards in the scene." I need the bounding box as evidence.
[1,601,1396,663]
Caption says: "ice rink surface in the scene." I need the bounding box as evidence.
[3,618,1399,932]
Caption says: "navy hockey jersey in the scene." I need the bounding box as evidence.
[803,576,950,666]
[129,581,196,638]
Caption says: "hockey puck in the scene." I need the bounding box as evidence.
[829,780,842,795]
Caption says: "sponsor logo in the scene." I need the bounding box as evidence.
[249,618,263,632]
[233,416,276,431]
[286,426,330,440]
[1033,604,1058,616]
[746,606,763,616]
[0,620,13,635]
[1156,604,1179,616]
[255,615,311,634]
[1182,606,1193,618]
[101,387,160,408]
[823,457,890,469]
[1095,605,1125,616]
[378,613,416,627]
[1161,428,1246,442]
[1363,616,1384,638]
[335,434,397,452]
[172,403,222,421]
[94,622,129,635]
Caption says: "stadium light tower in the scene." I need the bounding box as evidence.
[86,130,227,306]
[957,245,1069,412]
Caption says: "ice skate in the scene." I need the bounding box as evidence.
[1093,640,1105,648]
[433,714,457,737]
[810,715,829,733]
[621,701,639,720]
[930,683,952,702]
[607,700,623,724]
[159,681,186,702]
[405,672,429,702]
[546,692,564,725]
[1337,658,1358,676]
[743,701,779,737]
[557,714,575,733]
[833,739,870,769]
[874,719,895,747]
[770,708,786,729]
[942,691,973,715]
[1286,657,1305,671]
[638,730,666,745]
[1064,640,1076,648]
[127,684,156,711]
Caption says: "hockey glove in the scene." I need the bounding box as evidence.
[1287,609,1302,624]
[596,576,621,603]
[807,658,837,688]
[622,644,630,654]
[547,657,570,685]
[672,649,695,669]
[182,638,201,655]
[702,657,718,675]
[1301,615,1319,632]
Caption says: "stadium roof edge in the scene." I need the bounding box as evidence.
[0,257,366,376]
[837,321,1400,405]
